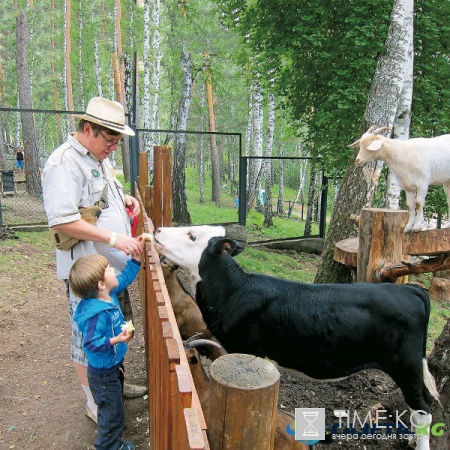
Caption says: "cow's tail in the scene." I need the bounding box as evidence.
[413,285,441,405]
[423,359,441,405]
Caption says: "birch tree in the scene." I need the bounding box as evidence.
[63,0,75,130]
[142,0,152,157]
[245,79,263,214]
[262,92,275,227]
[172,50,193,224]
[277,144,285,216]
[16,12,41,195]
[316,0,414,283]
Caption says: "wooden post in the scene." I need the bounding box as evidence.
[357,208,409,283]
[138,152,149,202]
[208,353,280,450]
[153,146,172,229]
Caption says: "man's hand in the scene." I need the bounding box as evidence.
[124,195,140,216]
[113,233,143,257]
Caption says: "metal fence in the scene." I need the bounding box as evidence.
[0,107,333,240]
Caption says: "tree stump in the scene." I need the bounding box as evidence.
[428,319,450,450]
[357,208,409,283]
[207,353,280,450]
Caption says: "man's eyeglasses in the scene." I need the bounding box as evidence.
[99,130,124,147]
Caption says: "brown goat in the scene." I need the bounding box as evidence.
[161,256,226,361]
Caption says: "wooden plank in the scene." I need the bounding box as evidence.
[403,228,450,256]
[184,408,206,450]
[333,237,358,267]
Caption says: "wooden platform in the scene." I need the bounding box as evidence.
[334,209,450,283]
[334,237,358,267]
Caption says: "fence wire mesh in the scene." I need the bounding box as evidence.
[1,108,334,239]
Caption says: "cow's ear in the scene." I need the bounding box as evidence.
[229,240,244,256]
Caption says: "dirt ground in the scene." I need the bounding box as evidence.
[0,233,439,449]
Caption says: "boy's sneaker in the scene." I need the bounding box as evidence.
[120,442,135,450]
[85,404,98,424]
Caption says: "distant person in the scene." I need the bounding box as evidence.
[71,253,142,450]
[15,147,24,175]
[42,97,146,424]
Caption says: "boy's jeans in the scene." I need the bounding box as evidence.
[88,364,125,450]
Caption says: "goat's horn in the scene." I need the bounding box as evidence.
[372,126,391,135]
[366,125,378,134]
[184,339,222,349]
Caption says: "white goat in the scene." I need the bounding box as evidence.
[349,125,450,232]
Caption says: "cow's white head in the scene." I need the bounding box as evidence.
[154,225,226,291]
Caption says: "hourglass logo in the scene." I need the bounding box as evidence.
[295,408,325,441]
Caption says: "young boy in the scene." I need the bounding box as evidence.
[70,253,142,450]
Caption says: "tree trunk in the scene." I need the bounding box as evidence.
[94,39,103,96]
[246,81,263,214]
[16,12,41,196]
[0,58,11,148]
[172,50,192,225]
[304,159,318,237]
[277,144,285,216]
[263,93,275,227]
[64,0,75,130]
[205,53,221,207]
[151,0,162,148]
[199,88,205,203]
[0,118,6,169]
[386,1,414,209]
[428,318,450,450]
[315,153,379,283]
[77,0,85,110]
[51,0,63,143]
[288,152,306,219]
[142,0,152,158]
[315,0,414,283]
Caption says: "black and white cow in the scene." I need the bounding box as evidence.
[153,225,440,450]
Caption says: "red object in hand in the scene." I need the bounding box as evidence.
[126,205,139,237]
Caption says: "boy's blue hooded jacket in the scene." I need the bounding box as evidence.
[73,259,141,373]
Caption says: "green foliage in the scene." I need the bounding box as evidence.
[412,0,450,136]
[217,0,393,176]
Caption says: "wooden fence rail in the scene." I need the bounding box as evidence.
[136,188,210,450]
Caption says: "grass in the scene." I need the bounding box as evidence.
[3,230,449,349]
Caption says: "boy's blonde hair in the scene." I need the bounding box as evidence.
[69,254,109,299]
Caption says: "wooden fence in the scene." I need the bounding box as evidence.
[137,194,210,449]
[135,148,292,450]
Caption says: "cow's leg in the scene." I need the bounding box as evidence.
[391,358,432,450]
[408,408,432,450]
[404,190,417,232]
[412,187,428,232]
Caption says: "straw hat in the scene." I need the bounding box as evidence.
[74,97,135,136]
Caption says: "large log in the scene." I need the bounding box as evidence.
[357,208,409,283]
[403,228,450,256]
[207,353,280,450]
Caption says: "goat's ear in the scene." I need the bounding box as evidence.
[348,140,360,148]
[366,139,383,151]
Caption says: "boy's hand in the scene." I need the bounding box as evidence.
[110,329,133,346]
[132,237,145,261]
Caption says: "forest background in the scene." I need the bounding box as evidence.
[1,0,450,280]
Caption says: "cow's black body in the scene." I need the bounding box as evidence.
[196,237,434,413]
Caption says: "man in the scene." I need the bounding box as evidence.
[42,97,147,424]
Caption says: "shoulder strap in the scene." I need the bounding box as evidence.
[95,184,109,209]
